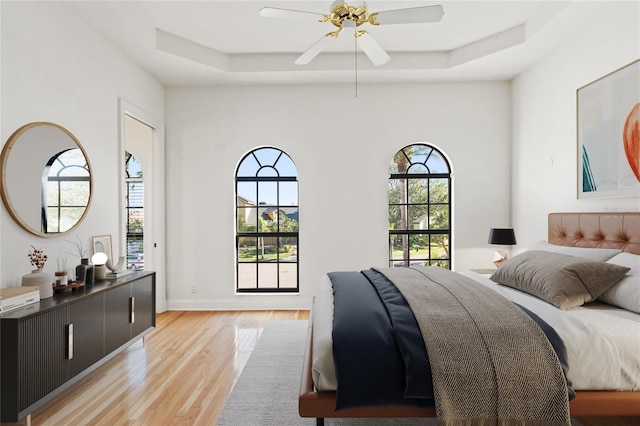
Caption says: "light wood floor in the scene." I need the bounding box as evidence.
[2,310,637,426]
[2,310,308,426]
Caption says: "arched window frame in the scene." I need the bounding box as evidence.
[388,143,452,269]
[43,148,90,233]
[235,147,299,293]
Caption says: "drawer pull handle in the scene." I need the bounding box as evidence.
[67,323,74,360]
[130,297,135,324]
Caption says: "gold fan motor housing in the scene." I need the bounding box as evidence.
[323,1,379,33]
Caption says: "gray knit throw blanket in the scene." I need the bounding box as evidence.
[375,266,570,426]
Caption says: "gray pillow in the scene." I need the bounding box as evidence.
[490,250,630,309]
[527,241,621,262]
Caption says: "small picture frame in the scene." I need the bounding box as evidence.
[92,235,113,261]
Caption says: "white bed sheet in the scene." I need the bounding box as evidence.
[311,271,640,392]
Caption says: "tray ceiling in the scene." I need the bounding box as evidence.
[62,1,605,85]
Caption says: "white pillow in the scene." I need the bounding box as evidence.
[600,253,640,313]
[527,241,621,262]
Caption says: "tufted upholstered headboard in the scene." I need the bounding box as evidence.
[548,212,640,255]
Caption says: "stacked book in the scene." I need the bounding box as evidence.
[105,270,134,279]
[0,286,40,314]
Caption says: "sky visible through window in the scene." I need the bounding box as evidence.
[237,147,297,205]
[49,148,89,177]
[127,155,142,177]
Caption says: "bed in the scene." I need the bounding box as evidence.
[299,212,640,424]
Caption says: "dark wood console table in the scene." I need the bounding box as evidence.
[0,271,155,423]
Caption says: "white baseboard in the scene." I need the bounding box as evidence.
[166,297,313,311]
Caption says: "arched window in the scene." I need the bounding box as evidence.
[43,148,90,233]
[388,143,452,269]
[236,147,299,293]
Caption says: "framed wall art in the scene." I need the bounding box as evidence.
[92,234,113,260]
[577,59,640,199]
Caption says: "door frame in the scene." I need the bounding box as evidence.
[119,99,166,312]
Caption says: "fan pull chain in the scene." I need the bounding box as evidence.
[354,36,358,98]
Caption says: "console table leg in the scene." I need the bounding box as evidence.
[26,414,31,426]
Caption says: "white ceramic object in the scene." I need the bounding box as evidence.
[106,256,126,273]
[22,269,54,299]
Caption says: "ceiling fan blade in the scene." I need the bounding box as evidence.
[295,35,333,65]
[356,33,390,66]
[375,5,444,25]
[259,7,325,20]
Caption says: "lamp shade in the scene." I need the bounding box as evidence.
[91,252,108,266]
[488,228,517,245]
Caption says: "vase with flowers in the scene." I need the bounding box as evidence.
[22,246,54,299]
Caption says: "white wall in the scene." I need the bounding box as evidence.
[4,1,636,311]
[511,1,640,251]
[165,82,512,309]
[0,2,164,287]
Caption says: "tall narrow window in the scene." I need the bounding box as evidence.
[125,152,144,270]
[236,147,299,293]
[388,144,452,268]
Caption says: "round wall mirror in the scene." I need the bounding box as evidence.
[1,122,93,237]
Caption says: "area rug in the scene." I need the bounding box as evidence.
[216,320,581,426]
[217,320,435,425]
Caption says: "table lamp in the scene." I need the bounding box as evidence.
[91,252,108,280]
[488,228,516,267]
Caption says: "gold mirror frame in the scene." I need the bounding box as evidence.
[0,122,93,238]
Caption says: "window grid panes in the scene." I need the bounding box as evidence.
[43,149,90,233]
[236,147,299,293]
[125,153,144,270]
[389,144,452,269]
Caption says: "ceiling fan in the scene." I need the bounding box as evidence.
[259,1,445,66]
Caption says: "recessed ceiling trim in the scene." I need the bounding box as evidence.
[448,24,526,68]
[156,29,229,70]
[156,23,531,75]
[230,51,452,72]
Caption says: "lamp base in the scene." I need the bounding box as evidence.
[492,250,508,267]
[94,264,107,281]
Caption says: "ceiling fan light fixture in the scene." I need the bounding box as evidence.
[260,1,444,66]
[342,19,356,30]
[325,1,375,30]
